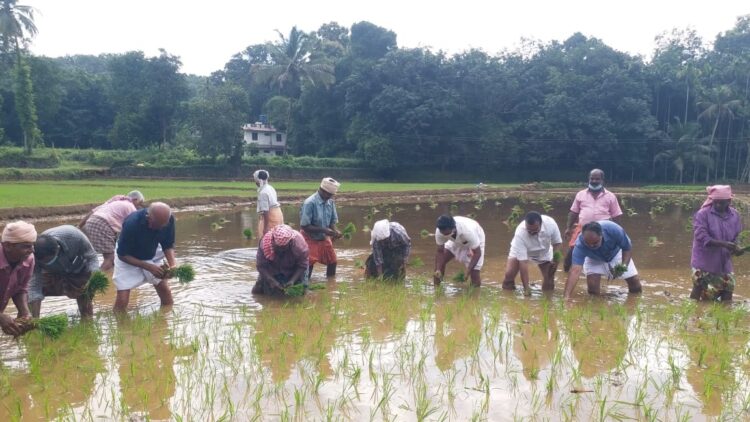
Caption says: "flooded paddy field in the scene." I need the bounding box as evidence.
[3,192,750,421]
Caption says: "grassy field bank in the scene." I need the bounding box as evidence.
[0,180,486,209]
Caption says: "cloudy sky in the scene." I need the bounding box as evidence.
[25,0,749,75]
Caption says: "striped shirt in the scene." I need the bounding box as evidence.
[372,222,411,266]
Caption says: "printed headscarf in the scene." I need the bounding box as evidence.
[261,224,297,261]
[701,185,733,208]
[1,221,37,243]
[371,219,391,245]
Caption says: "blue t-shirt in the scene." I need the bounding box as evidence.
[299,192,338,241]
[572,220,631,265]
[116,209,176,260]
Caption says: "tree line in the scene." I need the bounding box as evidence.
[1,4,750,182]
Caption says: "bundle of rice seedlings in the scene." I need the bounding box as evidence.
[34,314,68,339]
[452,269,466,283]
[84,271,109,299]
[166,264,196,284]
[611,263,628,278]
[243,228,254,240]
[308,283,326,291]
[553,251,563,263]
[420,229,431,239]
[284,284,305,297]
[409,257,424,268]
[342,222,357,240]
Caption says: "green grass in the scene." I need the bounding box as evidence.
[0,180,487,208]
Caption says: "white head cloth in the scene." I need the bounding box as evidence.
[253,169,269,188]
[320,177,340,194]
[371,219,391,245]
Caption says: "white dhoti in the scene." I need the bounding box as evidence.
[583,250,638,279]
[445,239,485,270]
[113,247,166,291]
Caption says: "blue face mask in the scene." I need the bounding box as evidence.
[588,183,603,191]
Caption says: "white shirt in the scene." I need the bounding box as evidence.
[435,216,484,250]
[509,215,562,261]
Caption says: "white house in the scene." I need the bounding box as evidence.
[242,121,287,156]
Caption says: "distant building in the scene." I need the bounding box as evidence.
[242,120,287,156]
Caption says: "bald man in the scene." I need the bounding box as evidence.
[113,202,177,312]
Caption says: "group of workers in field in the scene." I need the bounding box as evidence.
[0,168,744,337]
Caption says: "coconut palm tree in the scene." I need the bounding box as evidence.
[0,0,37,55]
[654,119,713,184]
[251,26,335,98]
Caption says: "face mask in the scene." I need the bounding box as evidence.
[44,252,59,266]
[588,183,603,191]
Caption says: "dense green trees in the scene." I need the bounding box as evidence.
[1,16,750,182]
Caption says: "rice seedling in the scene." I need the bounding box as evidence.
[451,269,465,283]
[165,264,196,284]
[285,284,305,297]
[504,205,524,229]
[84,271,109,299]
[611,264,627,278]
[420,229,430,238]
[647,236,664,247]
[362,225,370,233]
[33,314,69,339]
[243,228,254,239]
[308,284,326,291]
[553,251,563,263]
[414,204,421,211]
[342,222,357,240]
[409,257,424,268]
[210,222,223,231]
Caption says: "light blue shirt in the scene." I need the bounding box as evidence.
[572,220,631,265]
[300,192,338,241]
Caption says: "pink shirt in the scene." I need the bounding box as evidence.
[0,245,34,312]
[570,188,623,225]
[92,199,137,233]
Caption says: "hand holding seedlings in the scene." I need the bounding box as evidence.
[610,263,628,278]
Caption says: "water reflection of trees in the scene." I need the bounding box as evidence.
[561,296,636,379]
[0,322,104,419]
[501,298,561,381]
[115,310,177,420]
[433,291,483,372]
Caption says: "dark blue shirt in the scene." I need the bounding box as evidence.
[116,209,176,260]
[572,220,631,265]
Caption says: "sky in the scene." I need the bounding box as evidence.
[25,0,750,76]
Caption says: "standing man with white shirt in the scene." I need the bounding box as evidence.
[433,215,485,287]
[502,211,562,295]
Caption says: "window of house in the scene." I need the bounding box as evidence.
[251,132,258,141]
[276,134,282,142]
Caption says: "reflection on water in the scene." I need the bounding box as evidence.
[2,194,750,420]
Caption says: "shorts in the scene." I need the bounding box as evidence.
[582,250,638,279]
[508,247,552,265]
[113,247,166,291]
[444,239,485,270]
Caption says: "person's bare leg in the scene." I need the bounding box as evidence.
[308,264,314,279]
[469,269,481,287]
[77,296,94,317]
[29,300,41,319]
[502,258,520,290]
[539,262,555,291]
[154,280,173,306]
[434,250,454,285]
[564,247,574,273]
[690,284,703,300]
[720,290,733,302]
[114,290,131,313]
[100,253,115,272]
[326,263,337,277]
[625,275,642,293]
[586,274,602,295]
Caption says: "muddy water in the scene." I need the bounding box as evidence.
[2,193,750,420]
